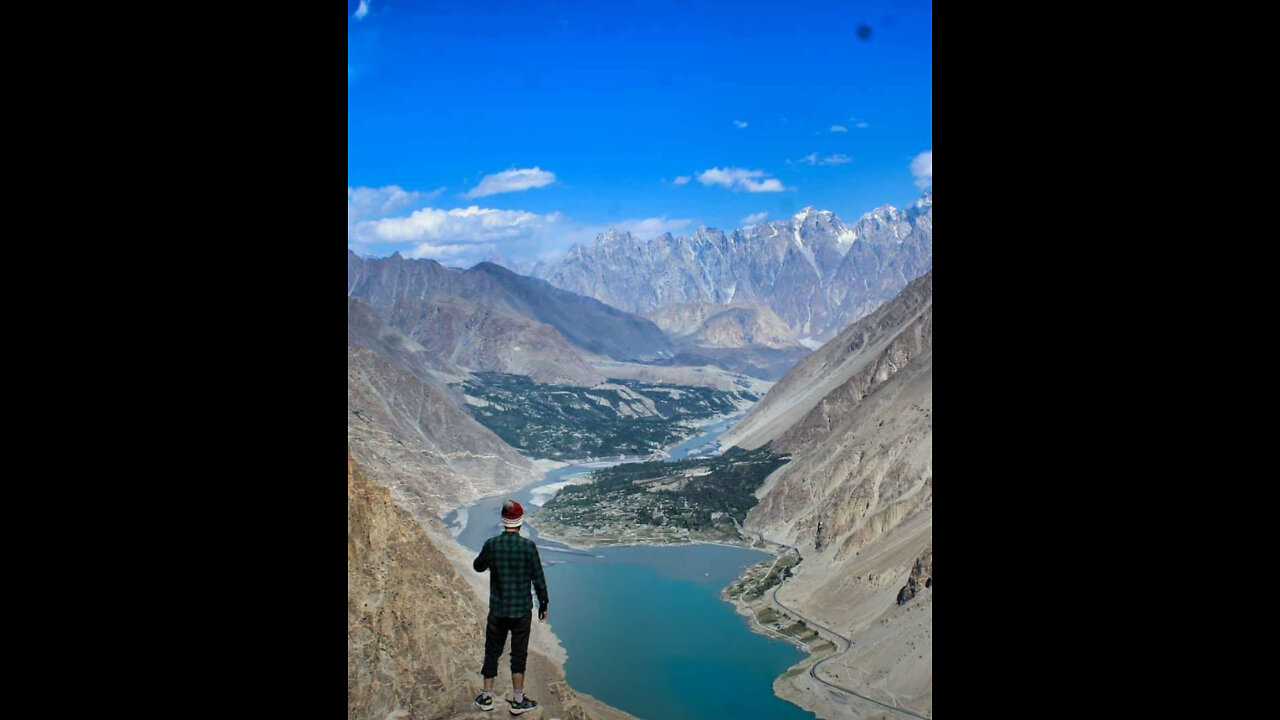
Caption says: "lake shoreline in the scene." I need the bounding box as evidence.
[534,519,834,718]
[529,521,768,554]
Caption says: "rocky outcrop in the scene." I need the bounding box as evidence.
[896,544,933,606]
[348,450,488,719]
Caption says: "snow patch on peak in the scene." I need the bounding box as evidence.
[792,206,833,223]
[597,228,635,245]
[858,205,901,224]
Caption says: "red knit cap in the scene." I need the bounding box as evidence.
[501,500,524,528]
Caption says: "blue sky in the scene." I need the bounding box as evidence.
[348,0,932,266]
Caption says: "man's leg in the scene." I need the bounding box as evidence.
[480,614,508,684]
[510,611,532,698]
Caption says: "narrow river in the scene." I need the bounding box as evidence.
[444,412,819,720]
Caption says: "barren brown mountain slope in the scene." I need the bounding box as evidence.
[691,305,799,350]
[730,272,933,718]
[388,294,605,386]
[349,451,642,720]
[347,343,542,516]
[646,302,800,350]
[722,272,932,451]
[348,253,671,374]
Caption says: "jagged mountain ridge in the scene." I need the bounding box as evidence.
[729,271,933,717]
[348,252,672,370]
[527,191,932,341]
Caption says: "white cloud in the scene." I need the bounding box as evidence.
[353,0,369,20]
[734,120,748,128]
[793,153,851,166]
[697,167,762,188]
[740,211,769,226]
[354,205,562,244]
[407,242,496,261]
[744,178,785,192]
[855,122,869,129]
[463,167,556,199]
[348,185,443,225]
[911,150,932,190]
[830,125,848,132]
[346,192,705,267]
[672,175,691,185]
[619,217,694,238]
[695,167,788,193]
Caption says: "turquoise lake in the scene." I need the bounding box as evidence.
[445,413,818,720]
[546,544,816,720]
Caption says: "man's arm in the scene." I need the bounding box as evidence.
[473,541,489,572]
[531,542,549,620]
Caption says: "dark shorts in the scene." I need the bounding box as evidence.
[481,611,532,677]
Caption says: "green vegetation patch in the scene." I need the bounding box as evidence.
[455,372,751,460]
[756,606,781,624]
[747,553,800,599]
[809,640,836,655]
[540,446,791,532]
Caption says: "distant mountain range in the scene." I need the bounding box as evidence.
[507,190,932,343]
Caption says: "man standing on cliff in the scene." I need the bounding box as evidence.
[473,500,549,715]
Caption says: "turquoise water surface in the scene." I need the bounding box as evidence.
[545,544,816,720]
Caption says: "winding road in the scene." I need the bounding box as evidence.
[742,530,932,720]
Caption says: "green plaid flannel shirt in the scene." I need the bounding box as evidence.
[473,532,549,618]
